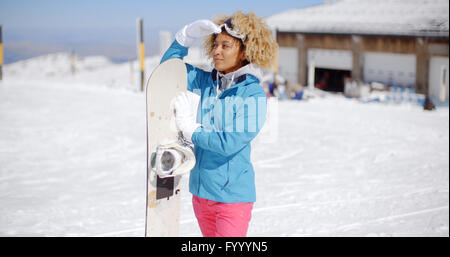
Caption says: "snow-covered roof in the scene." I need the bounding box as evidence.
[266,0,449,38]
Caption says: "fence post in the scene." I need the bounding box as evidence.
[137,18,145,91]
[130,59,134,84]
[0,25,3,81]
[71,50,76,76]
[440,66,448,103]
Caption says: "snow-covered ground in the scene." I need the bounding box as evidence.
[0,54,448,237]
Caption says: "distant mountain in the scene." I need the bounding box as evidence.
[2,40,158,65]
[3,47,211,91]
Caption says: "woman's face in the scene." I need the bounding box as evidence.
[212,32,246,74]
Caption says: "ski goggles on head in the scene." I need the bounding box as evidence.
[219,18,246,42]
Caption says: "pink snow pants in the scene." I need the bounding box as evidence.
[192,195,254,237]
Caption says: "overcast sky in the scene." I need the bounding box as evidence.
[0,0,326,62]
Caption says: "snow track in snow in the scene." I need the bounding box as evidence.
[0,80,448,237]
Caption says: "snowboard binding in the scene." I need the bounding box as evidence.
[150,134,195,178]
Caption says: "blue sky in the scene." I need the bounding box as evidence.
[0,0,326,62]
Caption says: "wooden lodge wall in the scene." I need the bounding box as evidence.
[276,32,449,94]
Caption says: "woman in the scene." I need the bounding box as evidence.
[161,11,277,237]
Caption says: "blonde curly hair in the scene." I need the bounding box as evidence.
[204,11,278,70]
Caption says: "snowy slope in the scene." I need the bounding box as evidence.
[0,76,448,236]
[0,51,449,236]
[3,47,211,92]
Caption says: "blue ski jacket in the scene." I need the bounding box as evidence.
[161,40,267,203]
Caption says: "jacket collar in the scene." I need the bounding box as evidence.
[211,63,262,88]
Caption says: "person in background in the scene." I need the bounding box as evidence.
[423,94,436,111]
[286,80,304,100]
[315,71,329,90]
[268,79,279,97]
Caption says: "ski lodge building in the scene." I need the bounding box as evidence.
[266,0,449,100]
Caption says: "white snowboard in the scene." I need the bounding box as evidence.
[145,58,191,237]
